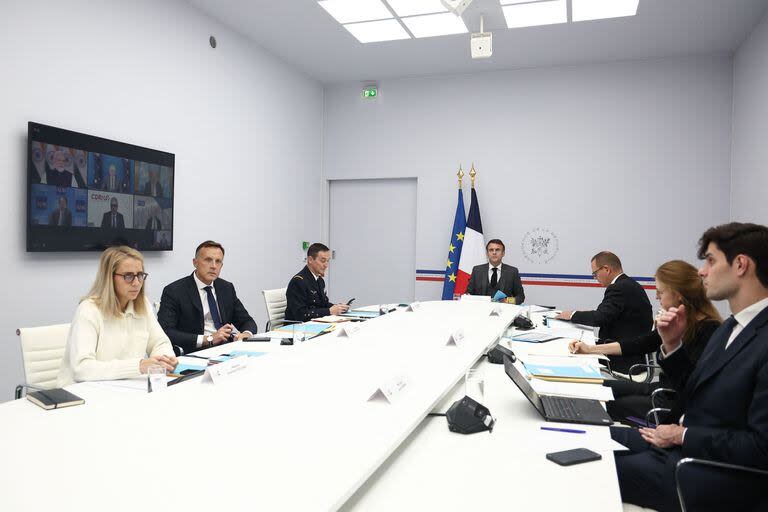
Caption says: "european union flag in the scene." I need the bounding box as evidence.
[442,189,466,300]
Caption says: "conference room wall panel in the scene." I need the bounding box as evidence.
[0,0,324,401]
[731,11,768,224]
[323,56,733,311]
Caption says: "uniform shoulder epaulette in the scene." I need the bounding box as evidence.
[293,275,303,280]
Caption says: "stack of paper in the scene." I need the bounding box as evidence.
[523,359,603,384]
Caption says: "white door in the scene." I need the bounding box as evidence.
[328,178,417,308]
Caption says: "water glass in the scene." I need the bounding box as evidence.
[379,304,388,316]
[465,368,485,404]
[147,365,167,393]
[292,323,306,343]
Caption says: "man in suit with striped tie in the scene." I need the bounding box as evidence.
[612,222,768,511]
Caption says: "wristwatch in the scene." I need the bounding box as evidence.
[206,334,214,347]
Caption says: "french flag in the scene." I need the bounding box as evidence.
[455,187,485,295]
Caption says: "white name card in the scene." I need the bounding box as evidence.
[489,305,502,317]
[367,374,409,404]
[337,323,362,339]
[446,328,465,347]
[406,301,421,312]
[203,356,250,385]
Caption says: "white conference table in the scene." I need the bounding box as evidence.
[0,301,622,511]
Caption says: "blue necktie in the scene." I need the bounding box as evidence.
[203,286,223,329]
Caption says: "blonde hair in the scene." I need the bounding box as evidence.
[84,246,148,317]
[655,260,722,344]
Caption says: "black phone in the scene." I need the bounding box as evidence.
[180,369,201,376]
[346,298,355,305]
[546,448,602,466]
[244,336,270,342]
[280,338,294,346]
[512,314,534,330]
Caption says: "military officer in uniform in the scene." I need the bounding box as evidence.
[285,243,350,322]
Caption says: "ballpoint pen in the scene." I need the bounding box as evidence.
[540,426,586,434]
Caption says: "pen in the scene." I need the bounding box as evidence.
[540,426,586,434]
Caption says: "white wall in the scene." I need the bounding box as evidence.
[732,11,768,223]
[0,0,323,400]
[323,56,734,310]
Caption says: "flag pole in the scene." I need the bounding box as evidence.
[469,162,477,188]
[457,165,464,188]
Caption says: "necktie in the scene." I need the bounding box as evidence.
[720,315,738,350]
[204,286,223,329]
[490,267,498,289]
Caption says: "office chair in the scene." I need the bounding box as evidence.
[262,287,288,331]
[15,323,70,399]
[150,299,184,356]
[675,458,768,511]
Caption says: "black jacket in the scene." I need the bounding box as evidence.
[571,273,653,373]
[465,263,525,304]
[285,266,332,322]
[157,273,257,354]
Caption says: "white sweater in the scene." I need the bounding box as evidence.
[58,298,174,386]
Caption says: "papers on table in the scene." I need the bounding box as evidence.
[531,379,614,402]
[340,310,380,319]
[506,332,562,343]
[523,360,603,383]
[274,322,334,338]
[315,315,352,323]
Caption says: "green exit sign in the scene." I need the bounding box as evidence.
[362,86,378,99]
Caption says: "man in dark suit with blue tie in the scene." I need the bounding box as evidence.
[613,222,768,511]
[158,240,257,354]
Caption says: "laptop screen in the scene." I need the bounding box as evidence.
[503,356,546,416]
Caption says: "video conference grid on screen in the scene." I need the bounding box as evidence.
[27,122,174,252]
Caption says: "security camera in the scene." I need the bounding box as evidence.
[441,0,474,16]
[471,31,492,59]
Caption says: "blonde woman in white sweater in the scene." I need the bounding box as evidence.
[58,245,177,386]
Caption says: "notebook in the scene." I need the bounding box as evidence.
[27,388,85,410]
[522,361,604,384]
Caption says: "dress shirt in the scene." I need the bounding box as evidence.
[194,272,221,348]
[488,265,501,284]
[193,273,253,347]
[58,298,174,386]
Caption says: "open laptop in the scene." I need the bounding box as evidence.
[503,356,612,426]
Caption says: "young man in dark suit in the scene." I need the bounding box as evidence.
[285,242,350,322]
[556,251,653,373]
[158,240,257,354]
[613,222,768,511]
[465,239,525,304]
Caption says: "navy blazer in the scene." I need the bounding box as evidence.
[671,304,768,469]
[157,273,257,354]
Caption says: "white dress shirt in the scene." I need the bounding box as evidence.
[194,272,222,348]
[193,273,253,347]
[488,264,501,284]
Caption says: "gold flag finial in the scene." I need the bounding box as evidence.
[469,162,477,188]
[457,165,464,188]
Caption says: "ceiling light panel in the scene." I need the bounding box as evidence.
[344,19,411,43]
[318,0,393,24]
[571,0,640,22]
[402,12,468,38]
[502,0,567,29]
[386,0,448,17]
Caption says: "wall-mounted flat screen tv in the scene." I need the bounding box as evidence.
[27,122,174,252]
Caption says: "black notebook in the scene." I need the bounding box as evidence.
[27,388,85,410]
